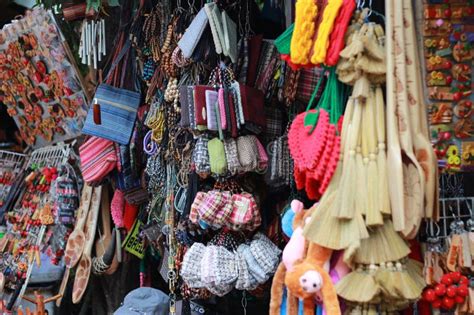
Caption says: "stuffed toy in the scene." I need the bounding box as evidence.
[285,242,341,315]
[271,201,322,315]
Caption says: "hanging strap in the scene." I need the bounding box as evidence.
[105,39,132,85]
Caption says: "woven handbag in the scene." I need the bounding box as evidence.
[79,136,117,184]
[82,40,140,145]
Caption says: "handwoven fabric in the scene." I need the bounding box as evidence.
[82,84,140,145]
[205,90,219,131]
[296,67,324,103]
[181,243,206,288]
[236,136,258,172]
[189,191,207,224]
[199,191,233,228]
[249,233,281,275]
[264,107,284,142]
[204,3,224,54]
[79,136,117,184]
[223,138,241,175]
[192,136,211,175]
[208,138,227,175]
[222,11,237,63]
[234,252,258,291]
[237,244,267,283]
[228,193,261,231]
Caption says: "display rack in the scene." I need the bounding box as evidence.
[26,142,73,169]
[11,142,74,308]
[0,151,27,215]
[428,197,474,239]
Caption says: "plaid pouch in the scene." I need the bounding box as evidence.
[199,190,232,228]
[235,251,258,291]
[228,193,261,231]
[236,135,259,173]
[189,192,207,225]
[250,233,281,276]
[296,67,324,104]
[237,244,267,283]
[264,107,284,142]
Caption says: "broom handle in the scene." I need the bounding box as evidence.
[375,87,386,145]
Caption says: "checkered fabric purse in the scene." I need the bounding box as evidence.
[189,192,207,225]
[250,233,281,276]
[236,135,258,173]
[237,244,267,283]
[181,243,206,288]
[228,193,261,231]
[192,135,211,176]
[235,251,259,291]
[199,191,233,228]
[223,138,241,175]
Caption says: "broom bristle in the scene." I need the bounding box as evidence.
[339,36,365,59]
[393,261,424,300]
[352,75,371,100]
[336,266,381,303]
[355,149,367,216]
[377,150,391,215]
[354,55,386,75]
[365,91,383,226]
[379,220,411,261]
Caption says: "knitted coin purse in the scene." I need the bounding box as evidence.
[237,244,267,283]
[181,243,206,288]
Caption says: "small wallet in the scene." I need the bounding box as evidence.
[205,3,225,55]
[178,7,209,58]
[193,85,214,129]
[205,90,219,131]
[222,11,237,63]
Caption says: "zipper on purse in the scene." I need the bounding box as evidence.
[94,97,136,112]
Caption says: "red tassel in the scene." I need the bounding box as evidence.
[93,103,101,125]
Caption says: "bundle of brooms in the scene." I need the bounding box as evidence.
[301,8,425,308]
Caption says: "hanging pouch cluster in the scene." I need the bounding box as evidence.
[288,67,345,200]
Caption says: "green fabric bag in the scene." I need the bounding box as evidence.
[208,138,228,175]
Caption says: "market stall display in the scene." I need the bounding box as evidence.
[0,0,473,314]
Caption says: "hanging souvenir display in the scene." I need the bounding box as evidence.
[420,0,474,171]
[0,8,88,148]
[2,0,474,314]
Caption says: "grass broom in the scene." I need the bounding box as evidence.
[375,86,391,215]
[336,265,381,303]
[335,98,363,219]
[365,89,383,227]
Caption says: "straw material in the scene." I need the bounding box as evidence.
[336,266,381,303]
[374,86,390,215]
[335,101,363,219]
[354,220,410,264]
[365,90,383,227]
